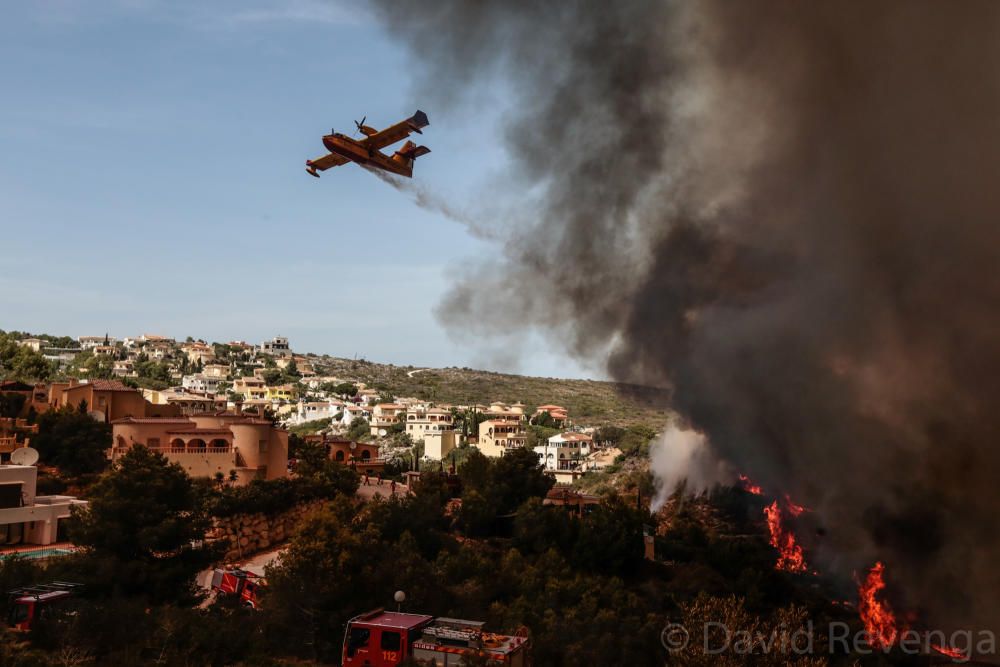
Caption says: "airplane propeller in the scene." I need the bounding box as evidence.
[354,116,367,135]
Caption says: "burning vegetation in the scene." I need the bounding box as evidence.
[764,500,808,574]
[857,562,899,651]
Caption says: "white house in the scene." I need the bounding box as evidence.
[534,432,594,472]
[341,404,372,427]
[182,373,223,394]
[0,465,87,546]
[259,336,292,357]
[79,335,114,350]
[287,400,344,426]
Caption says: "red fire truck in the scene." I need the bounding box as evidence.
[342,608,530,666]
[210,568,265,609]
[6,581,83,632]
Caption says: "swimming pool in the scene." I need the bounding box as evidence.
[0,548,74,561]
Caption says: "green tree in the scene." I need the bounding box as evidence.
[532,410,555,428]
[346,417,370,441]
[261,499,381,662]
[328,382,358,398]
[0,392,27,418]
[0,332,54,381]
[68,446,215,605]
[33,407,111,476]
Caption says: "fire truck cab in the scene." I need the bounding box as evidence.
[342,609,529,666]
[6,582,83,632]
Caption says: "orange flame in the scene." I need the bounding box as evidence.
[764,501,808,572]
[930,643,967,660]
[858,562,899,650]
[784,495,809,517]
[738,474,763,495]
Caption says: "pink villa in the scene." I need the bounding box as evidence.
[111,413,289,485]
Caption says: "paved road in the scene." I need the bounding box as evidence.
[406,368,430,378]
[356,480,409,501]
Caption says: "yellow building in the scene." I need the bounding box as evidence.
[264,384,296,401]
[477,419,528,458]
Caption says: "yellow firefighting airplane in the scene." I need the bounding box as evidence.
[305,110,430,178]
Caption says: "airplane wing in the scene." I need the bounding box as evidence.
[305,152,350,177]
[361,110,429,152]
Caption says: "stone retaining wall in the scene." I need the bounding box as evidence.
[206,499,326,562]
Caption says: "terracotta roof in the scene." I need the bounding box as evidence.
[65,380,136,392]
[0,380,34,391]
[165,428,233,435]
[112,417,193,424]
[553,432,592,442]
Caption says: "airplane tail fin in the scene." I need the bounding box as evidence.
[391,140,431,177]
[395,140,431,159]
[392,141,431,161]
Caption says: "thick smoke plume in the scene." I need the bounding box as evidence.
[371,1,1000,632]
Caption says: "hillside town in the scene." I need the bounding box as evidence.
[1,330,635,550]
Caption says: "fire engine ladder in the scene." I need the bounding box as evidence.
[7,581,84,599]
[423,621,486,646]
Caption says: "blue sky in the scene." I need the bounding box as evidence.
[0,1,597,379]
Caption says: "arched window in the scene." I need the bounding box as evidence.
[170,438,185,449]
[335,450,345,461]
[209,438,228,449]
[116,436,127,449]
[361,450,371,460]
[188,438,206,450]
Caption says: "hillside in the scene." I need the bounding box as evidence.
[309,355,673,428]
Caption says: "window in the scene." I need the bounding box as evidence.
[336,450,345,461]
[147,438,160,448]
[8,603,29,625]
[347,627,370,656]
[380,630,401,651]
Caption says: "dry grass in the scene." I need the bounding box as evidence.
[308,356,671,428]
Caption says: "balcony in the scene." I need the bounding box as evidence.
[0,437,26,455]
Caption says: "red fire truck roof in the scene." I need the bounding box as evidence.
[355,609,434,630]
[15,590,73,604]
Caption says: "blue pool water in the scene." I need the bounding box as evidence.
[0,548,73,560]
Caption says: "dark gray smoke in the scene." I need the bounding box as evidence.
[370,0,1000,634]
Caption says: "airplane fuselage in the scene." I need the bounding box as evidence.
[322,134,412,177]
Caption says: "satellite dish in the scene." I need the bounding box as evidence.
[349,441,357,450]
[378,429,388,437]
[11,447,39,466]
